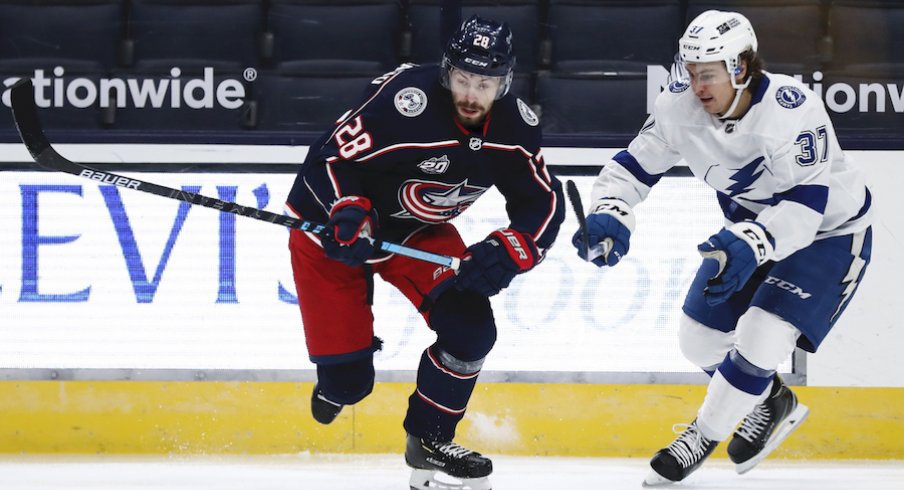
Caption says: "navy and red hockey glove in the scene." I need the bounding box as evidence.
[455,228,541,297]
[698,221,775,305]
[322,196,378,267]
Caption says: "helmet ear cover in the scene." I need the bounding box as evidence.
[441,14,516,99]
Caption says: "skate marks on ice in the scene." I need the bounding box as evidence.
[0,454,901,490]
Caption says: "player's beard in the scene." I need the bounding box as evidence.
[455,102,487,128]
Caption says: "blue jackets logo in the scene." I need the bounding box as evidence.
[393,179,487,223]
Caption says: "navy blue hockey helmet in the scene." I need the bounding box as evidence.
[441,15,516,99]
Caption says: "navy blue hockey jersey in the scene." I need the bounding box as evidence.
[285,64,565,252]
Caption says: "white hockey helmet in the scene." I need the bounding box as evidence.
[678,10,758,88]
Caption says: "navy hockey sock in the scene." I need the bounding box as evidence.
[404,345,482,441]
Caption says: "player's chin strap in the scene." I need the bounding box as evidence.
[719,69,753,121]
[719,86,749,121]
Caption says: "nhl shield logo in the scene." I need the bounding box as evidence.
[395,87,427,117]
[469,137,483,151]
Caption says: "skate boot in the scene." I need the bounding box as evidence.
[405,433,492,490]
[728,375,810,474]
[643,420,719,486]
[310,384,343,425]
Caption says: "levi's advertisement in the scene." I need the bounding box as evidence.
[0,172,789,374]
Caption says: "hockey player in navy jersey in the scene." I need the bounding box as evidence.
[571,10,873,486]
[285,15,564,490]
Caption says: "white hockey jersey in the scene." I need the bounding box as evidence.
[591,72,873,260]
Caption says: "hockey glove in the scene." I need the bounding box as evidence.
[698,221,775,306]
[455,228,541,297]
[572,198,635,267]
[322,196,378,267]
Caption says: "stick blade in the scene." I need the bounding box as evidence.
[9,78,51,159]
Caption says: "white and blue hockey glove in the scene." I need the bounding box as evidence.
[572,198,635,267]
[455,228,541,297]
[698,221,775,306]
[322,196,378,267]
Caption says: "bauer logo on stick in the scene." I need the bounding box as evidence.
[79,169,141,189]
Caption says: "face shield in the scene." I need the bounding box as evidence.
[670,54,735,88]
[687,61,735,87]
[441,57,510,100]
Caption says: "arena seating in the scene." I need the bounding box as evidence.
[546,0,681,74]
[126,0,263,71]
[265,0,402,74]
[827,0,904,74]
[685,0,828,74]
[407,0,541,73]
[254,68,378,132]
[0,0,123,73]
[536,71,648,135]
[0,0,900,147]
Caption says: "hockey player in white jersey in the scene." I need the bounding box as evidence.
[571,10,873,486]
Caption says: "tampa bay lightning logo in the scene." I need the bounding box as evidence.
[668,80,690,93]
[727,156,766,197]
[775,86,806,109]
[393,179,487,223]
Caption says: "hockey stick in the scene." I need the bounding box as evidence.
[9,79,461,271]
[565,179,609,263]
[565,180,590,260]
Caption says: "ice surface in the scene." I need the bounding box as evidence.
[0,454,901,490]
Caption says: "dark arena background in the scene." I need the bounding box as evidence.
[0,1,901,488]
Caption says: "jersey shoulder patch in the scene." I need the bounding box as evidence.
[668,80,690,93]
[394,86,428,117]
[516,98,539,126]
[774,85,807,109]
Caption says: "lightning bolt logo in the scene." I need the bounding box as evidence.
[727,156,766,197]
[832,256,867,323]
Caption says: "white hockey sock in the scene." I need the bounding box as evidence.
[696,370,763,441]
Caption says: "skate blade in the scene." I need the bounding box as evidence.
[409,468,491,490]
[642,469,676,487]
[735,403,810,475]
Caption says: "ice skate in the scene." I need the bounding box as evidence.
[728,376,810,474]
[643,420,718,486]
[310,384,343,424]
[405,433,492,490]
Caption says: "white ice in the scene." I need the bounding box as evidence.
[0,454,901,490]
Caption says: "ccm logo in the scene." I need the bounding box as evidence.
[764,276,812,299]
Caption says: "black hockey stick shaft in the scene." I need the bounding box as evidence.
[566,179,610,263]
[9,79,461,271]
[566,180,590,260]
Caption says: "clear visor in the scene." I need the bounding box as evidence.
[441,58,510,100]
[670,57,733,87]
